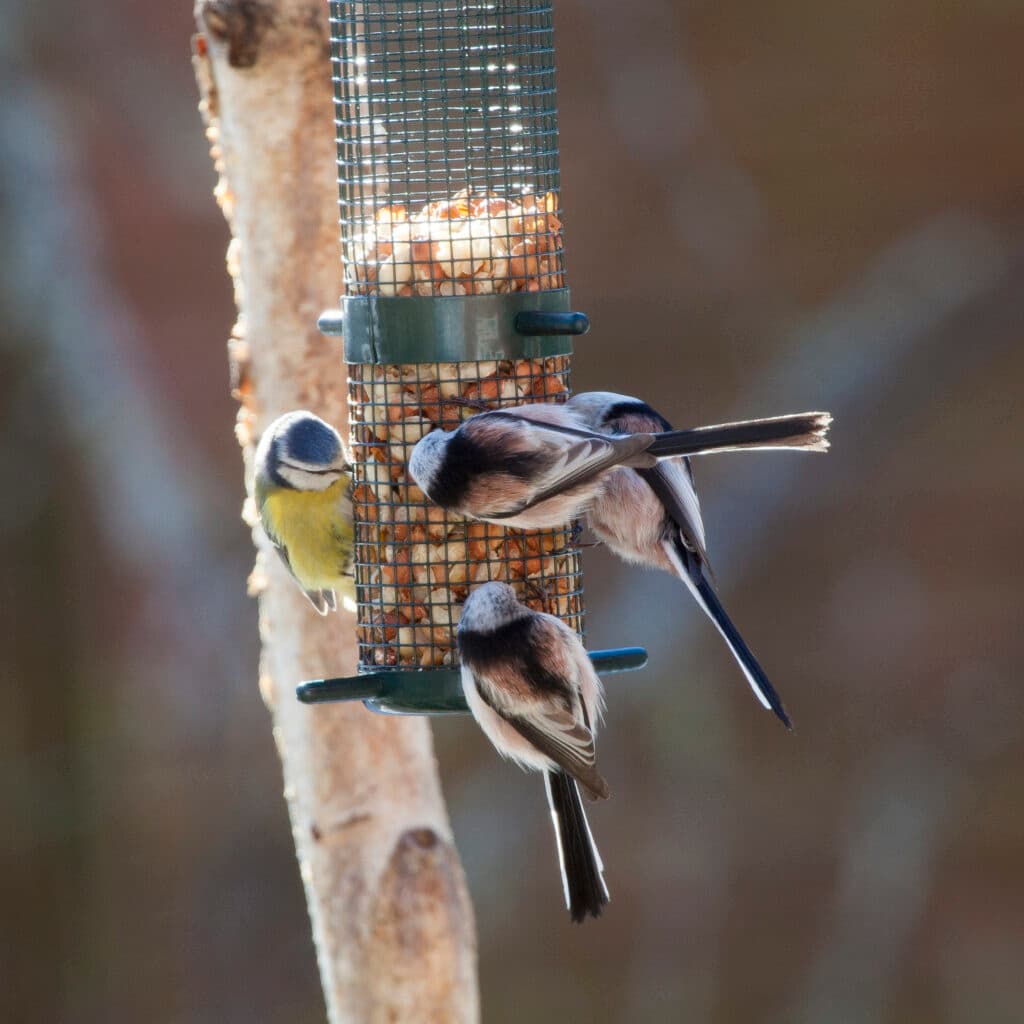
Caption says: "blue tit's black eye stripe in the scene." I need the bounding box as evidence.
[284,416,341,465]
[603,401,672,433]
[282,464,342,476]
[267,436,293,489]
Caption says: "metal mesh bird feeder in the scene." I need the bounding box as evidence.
[300,0,646,713]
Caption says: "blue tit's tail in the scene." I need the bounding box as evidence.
[544,770,609,923]
[664,538,793,729]
[645,411,831,459]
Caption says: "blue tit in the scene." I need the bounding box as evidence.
[253,411,356,615]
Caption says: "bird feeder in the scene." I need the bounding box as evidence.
[299,0,646,713]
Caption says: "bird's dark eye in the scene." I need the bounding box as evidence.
[286,417,340,465]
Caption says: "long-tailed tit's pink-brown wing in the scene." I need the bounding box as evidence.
[458,603,608,798]
[640,457,708,566]
[409,406,654,528]
[571,392,797,728]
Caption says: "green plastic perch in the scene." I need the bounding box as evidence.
[296,647,649,716]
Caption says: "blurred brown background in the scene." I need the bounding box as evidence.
[2,1,1023,1022]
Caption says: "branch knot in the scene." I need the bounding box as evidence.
[200,0,274,68]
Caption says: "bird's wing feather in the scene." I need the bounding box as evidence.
[479,685,608,798]
[562,627,606,731]
[471,616,608,796]
[264,521,296,577]
[638,459,709,567]
[485,430,655,520]
[260,500,332,615]
[303,589,332,615]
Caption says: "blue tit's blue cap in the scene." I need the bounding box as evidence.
[282,412,342,466]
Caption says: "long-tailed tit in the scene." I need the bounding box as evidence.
[409,399,830,530]
[457,581,610,922]
[568,392,832,729]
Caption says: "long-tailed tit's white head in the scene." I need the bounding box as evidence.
[457,581,609,921]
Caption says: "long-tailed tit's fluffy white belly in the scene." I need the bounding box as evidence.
[460,665,558,772]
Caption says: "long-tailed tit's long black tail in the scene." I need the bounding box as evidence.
[665,538,793,729]
[645,411,831,459]
[544,770,609,923]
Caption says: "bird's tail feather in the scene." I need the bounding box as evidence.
[544,771,609,923]
[304,588,335,615]
[645,412,831,459]
[664,539,792,729]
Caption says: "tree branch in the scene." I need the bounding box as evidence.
[192,2,479,1019]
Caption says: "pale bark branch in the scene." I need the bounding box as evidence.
[192,2,479,1019]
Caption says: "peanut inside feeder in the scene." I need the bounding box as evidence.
[349,189,565,297]
[349,356,584,672]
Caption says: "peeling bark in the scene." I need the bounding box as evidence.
[192,2,479,1019]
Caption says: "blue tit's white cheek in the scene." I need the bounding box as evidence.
[278,464,342,492]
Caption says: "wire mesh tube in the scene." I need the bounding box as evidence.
[350,357,583,670]
[333,0,564,296]
[328,0,587,681]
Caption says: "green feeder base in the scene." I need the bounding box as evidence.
[296,647,648,716]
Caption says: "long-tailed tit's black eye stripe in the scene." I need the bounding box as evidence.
[425,429,548,510]
[603,400,672,432]
[457,617,573,696]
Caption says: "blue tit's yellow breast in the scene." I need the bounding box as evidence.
[262,478,354,592]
